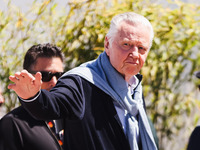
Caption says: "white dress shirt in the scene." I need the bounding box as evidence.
[114,75,139,142]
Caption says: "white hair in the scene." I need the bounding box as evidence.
[106,12,154,49]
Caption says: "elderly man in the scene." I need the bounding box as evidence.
[8,12,157,150]
[0,43,64,150]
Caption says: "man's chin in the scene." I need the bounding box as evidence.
[125,66,139,73]
[131,70,140,76]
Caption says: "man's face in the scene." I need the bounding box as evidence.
[31,57,63,91]
[105,21,151,81]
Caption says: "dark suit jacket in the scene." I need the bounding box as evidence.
[0,106,62,150]
[20,75,157,150]
[187,126,200,150]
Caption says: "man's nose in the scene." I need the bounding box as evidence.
[129,46,139,58]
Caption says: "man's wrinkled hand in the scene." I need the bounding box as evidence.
[8,70,42,99]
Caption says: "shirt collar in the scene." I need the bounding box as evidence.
[127,75,139,95]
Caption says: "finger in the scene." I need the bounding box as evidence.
[14,72,23,80]
[9,75,19,83]
[34,72,42,85]
[21,70,35,81]
[21,69,29,73]
[7,83,16,90]
[7,84,20,94]
[21,69,31,76]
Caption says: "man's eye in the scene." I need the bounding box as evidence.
[123,43,129,46]
[138,47,147,54]
[122,43,131,50]
[139,47,144,50]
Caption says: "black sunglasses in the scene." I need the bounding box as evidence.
[29,71,64,82]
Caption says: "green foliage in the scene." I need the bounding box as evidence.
[0,0,200,149]
[141,1,200,148]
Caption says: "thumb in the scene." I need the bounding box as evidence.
[34,72,42,86]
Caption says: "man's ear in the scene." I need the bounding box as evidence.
[104,36,110,56]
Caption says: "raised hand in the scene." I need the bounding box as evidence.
[8,70,42,99]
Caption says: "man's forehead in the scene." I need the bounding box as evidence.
[32,57,63,70]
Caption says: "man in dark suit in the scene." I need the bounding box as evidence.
[0,43,64,150]
[8,12,158,150]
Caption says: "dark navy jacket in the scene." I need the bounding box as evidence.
[20,75,158,150]
[187,126,200,150]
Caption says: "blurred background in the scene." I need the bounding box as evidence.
[0,0,200,149]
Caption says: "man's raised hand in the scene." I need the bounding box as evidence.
[8,70,42,99]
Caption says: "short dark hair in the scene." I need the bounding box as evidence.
[23,43,64,71]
